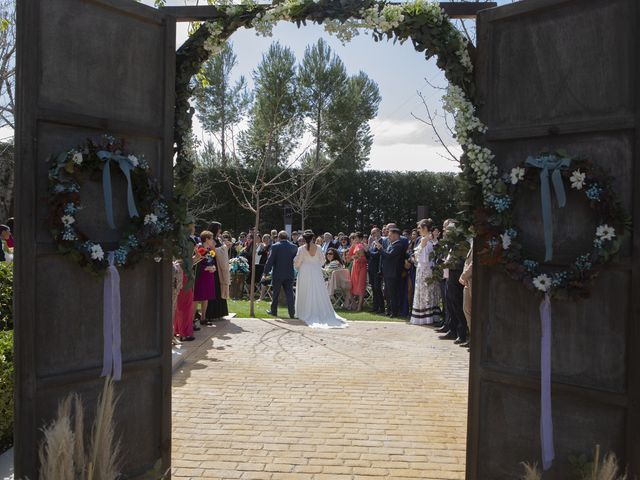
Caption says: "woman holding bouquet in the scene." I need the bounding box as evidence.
[193,230,217,325]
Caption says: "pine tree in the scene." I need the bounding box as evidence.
[194,42,250,165]
[238,42,301,168]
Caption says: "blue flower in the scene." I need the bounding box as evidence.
[551,272,568,287]
[487,194,512,213]
[575,254,592,271]
[126,235,139,249]
[61,227,77,241]
[505,228,517,239]
[63,203,77,215]
[54,184,65,193]
[593,238,604,248]
[114,247,128,266]
[586,184,603,201]
[523,259,538,272]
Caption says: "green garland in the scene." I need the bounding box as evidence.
[48,136,175,275]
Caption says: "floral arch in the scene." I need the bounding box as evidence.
[171,0,490,264]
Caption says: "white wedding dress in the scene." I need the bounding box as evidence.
[294,245,348,329]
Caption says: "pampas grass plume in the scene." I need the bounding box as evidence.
[37,376,120,480]
[521,462,542,480]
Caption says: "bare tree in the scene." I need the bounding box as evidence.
[288,149,335,230]
[0,0,15,132]
[223,142,332,317]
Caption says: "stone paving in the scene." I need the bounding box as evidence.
[172,317,469,479]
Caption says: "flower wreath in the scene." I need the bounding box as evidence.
[48,136,175,275]
[476,151,630,299]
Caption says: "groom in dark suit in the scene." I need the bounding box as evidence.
[262,231,298,319]
[375,227,405,317]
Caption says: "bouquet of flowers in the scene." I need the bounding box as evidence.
[229,256,249,274]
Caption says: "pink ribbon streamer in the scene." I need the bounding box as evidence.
[101,252,122,381]
[540,293,554,470]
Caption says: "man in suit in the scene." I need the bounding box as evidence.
[367,227,384,314]
[375,227,405,317]
[321,232,339,253]
[262,231,298,319]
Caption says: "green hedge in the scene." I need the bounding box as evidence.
[0,263,12,330]
[0,263,12,452]
[0,330,12,452]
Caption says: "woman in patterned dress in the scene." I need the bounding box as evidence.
[410,219,442,325]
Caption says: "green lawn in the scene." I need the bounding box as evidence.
[225,299,405,322]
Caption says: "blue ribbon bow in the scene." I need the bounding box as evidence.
[97,151,139,230]
[525,155,571,262]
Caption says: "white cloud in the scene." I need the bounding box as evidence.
[367,143,461,172]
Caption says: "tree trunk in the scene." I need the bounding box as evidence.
[315,105,322,167]
[301,212,306,231]
[249,200,260,318]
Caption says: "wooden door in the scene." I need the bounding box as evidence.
[14,0,175,476]
[468,0,639,478]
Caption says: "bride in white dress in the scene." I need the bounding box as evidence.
[294,231,348,329]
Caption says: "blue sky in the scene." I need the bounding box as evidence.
[145,1,514,172]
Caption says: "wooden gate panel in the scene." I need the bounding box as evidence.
[38,0,166,127]
[469,0,639,478]
[486,0,634,129]
[15,0,175,477]
[482,271,629,393]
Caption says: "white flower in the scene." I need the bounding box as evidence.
[570,170,586,190]
[595,224,616,241]
[509,167,525,185]
[533,274,552,292]
[144,213,158,225]
[61,215,75,226]
[127,155,139,167]
[72,152,83,165]
[500,232,512,250]
[90,244,104,261]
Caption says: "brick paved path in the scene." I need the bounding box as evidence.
[172,318,469,479]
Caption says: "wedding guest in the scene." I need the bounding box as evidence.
[270,229,278,243]
[205,222,230,323]
[315,236,323,247]
[438,220,468,344]
[173,241,203,342]
[256,234,272,301]
[321,232,339,253]
[0,225,11,263]
[5,218,14,249]
[187,220,199,246]
[323,247,344,272]
[376,227,405,317]
[223,232,236,258]
[193,230,216,327]
[410,219,442,325]
[401,238,416,318]
[367,227,384,314]
[459,241,473,348]
[337,235,350,259]
[297,236,306,247]
[324,247,352,307]
[348,232,368,312]
[292,231,300,244]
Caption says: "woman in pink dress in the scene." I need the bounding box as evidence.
[348,232,368,312]
[193,230,217,323]
[173,242,203,342]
